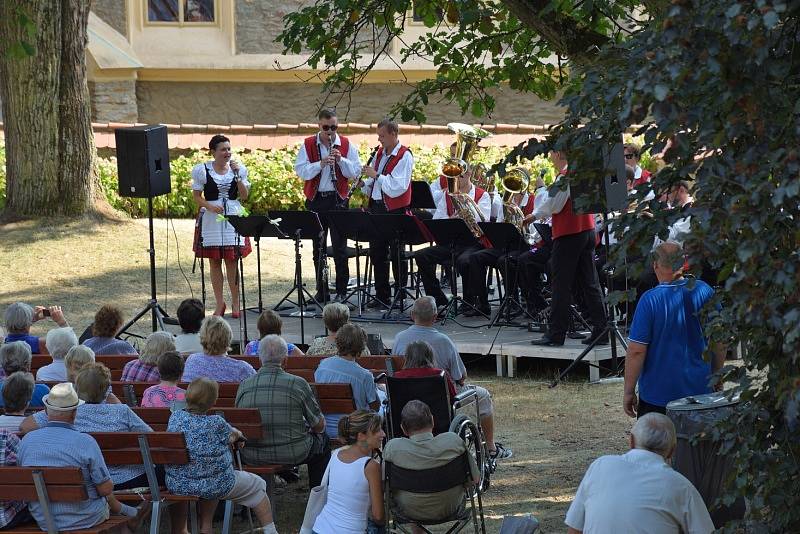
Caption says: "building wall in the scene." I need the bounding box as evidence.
[235,0,304,54]
[92,0,128,38]
[136,81,566,126]
[90,81,138,123]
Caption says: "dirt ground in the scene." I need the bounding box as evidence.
[0,217,632,533]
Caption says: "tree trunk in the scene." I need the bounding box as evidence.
[0,0,97,217]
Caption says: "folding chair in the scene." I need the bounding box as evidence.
[385,452,486,534]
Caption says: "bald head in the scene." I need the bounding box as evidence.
[630,413,677,459]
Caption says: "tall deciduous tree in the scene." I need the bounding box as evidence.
[0,0,98,217]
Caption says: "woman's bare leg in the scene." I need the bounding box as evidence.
[197,499,218,534]
[224,258,240,313]
[209,258,225,314]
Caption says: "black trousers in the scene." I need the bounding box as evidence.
[368,200,408,303]
[302,432,332,489]
[415,244,481,306]
[637,398,667,418]
[465,248,503,307]
[306,193,350,296]
[497,246,551,311]
[549,229,606,341]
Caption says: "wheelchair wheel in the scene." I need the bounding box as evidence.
[450,414,490,493]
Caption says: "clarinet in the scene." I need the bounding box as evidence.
[346,144,380,199]
[328,131,337,180]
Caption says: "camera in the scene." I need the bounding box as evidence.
[42,309,51,317]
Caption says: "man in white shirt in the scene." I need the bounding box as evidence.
[294,109,363,303]
[415,169,492,310]
[565,413,714,534]
[361,118,415,308]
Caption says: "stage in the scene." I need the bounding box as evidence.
[216,305,623,382]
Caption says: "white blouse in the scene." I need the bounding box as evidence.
[191,162,251,247]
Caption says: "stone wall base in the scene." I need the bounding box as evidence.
[90,80,138,123]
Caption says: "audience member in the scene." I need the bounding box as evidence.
[0,372,35,432]
[383,400,479,523]
[0,429,32,528]
[141,351,187,408]
[174,298,205,354]
[121,331,175,382]
[18,383,148,532]
[22,364,153,490]
[565,413,713,534]
[35,327,78,381]
[624,242,725,418]
[64,345,96,383]
[166,378,277,534]
[3,302,68,355]
[0,341,48,408]
[394,341,456,400]
[306,303,369,357]
[82,305,137,355]
[393,297,511,460]
[312,410,384,534]
[235,335,330,488]
[182,316,255,382]
[314,323,380,437]
[244,309,304,357]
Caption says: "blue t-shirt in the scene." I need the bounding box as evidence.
[0,382,48,408]
[314,356,378,437]
[629,278,715,407]
[3,333,40,354]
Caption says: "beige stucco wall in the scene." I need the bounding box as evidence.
[136,81,566,125]
[92,0,128,38]
[236,0,304,54]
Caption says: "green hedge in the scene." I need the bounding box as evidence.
[0,136,653,217]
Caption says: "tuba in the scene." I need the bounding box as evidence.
[501,168,539,245]
[441,123,492,238]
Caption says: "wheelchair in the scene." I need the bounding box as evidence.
[382,372,490,533]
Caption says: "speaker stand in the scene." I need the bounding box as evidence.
[120,196,170,335]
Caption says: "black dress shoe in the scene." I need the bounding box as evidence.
[530,335,564,346]
[582,330,610,345]
[464,305,491,318]
[366,299,388,310]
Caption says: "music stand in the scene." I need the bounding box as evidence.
[423,218,481,324]
[411,181,436,209]
[227,216,283,314]
[325,211,382,317]
[268,210,324,344]
[478,222,536,327]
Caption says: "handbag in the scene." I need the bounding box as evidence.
[299,461,332,534]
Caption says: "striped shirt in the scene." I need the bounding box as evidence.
[0,430,26,528]
[18,422,110,531]
[235,363,323,465]
[121,359,160,382]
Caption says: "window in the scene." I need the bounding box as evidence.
[147,0,215,24]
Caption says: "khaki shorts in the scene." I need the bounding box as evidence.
[222,471,268,509]
[456,384,494,417]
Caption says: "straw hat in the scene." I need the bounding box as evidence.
[42,383,84,412]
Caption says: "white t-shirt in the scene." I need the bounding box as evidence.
[565,449,714,534]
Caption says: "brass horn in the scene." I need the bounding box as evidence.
[441,122,492,180]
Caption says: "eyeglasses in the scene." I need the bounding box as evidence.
[321,124,338,131]
[624,153,637,160]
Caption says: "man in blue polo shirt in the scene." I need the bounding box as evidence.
[623,242,726,418]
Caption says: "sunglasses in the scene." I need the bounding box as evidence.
[321,124,338,131]
[624,153,637,159]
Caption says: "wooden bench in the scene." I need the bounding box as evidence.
[0,467,132,534]
[90,432,198,534]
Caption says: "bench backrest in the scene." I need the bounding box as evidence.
[89,432,190,465]
[0,467,88,502]
[312,383,356,413]
[132,407,264,440]
[284,355,405,374]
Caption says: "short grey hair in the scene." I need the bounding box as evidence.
[322,303,350,333]
[2,371,34,412]
[0,341,33,374]
[140,331,176,365]
[64,345,95,380]
[631,413,677,458]
[4,302,34,333]
[411,296,437,324]
[45,327,79,360]
[258,334,288,365]
[653,241,684,271]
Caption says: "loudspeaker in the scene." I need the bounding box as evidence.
[570,136,628,215]
[115,125,171,198]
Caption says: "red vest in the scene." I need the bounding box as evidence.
[438,175,449,190]
[551,197,596,239]
[374,145,412,211]
[522,194,535,217]
[302,135,351,201]
[632,168,651,188]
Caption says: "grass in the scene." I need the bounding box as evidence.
[0,216,631,533]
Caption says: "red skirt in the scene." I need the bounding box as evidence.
[193,221,252,260]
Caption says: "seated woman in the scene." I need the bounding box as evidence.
[174,298,204,354]
[0,341,49,407]
[0,428,32,529]
[141,351,186,408]
[314,323,380,437]
[3,302,68,356]
[0,372,35,432]
[243,310,304,357]
[166,378,277,534]
[121,331,175,382]
[182,316,256,382]
[65,346,120,405]
[393,340,456,400]
[82,305,137,355]
[307,303,370,357]
[312,410,385,534]
[35,327,78,381]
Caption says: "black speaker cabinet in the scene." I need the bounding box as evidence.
[570,136,628,215]
[115,125,171,198]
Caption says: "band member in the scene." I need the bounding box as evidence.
[192,134,252,318]
[361,118,414,308]
[624,142,651,188]
[295,109,363,303]
[530,150,607,347]
[415,169,492,309]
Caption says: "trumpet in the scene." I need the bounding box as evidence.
[501,167,538,245]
